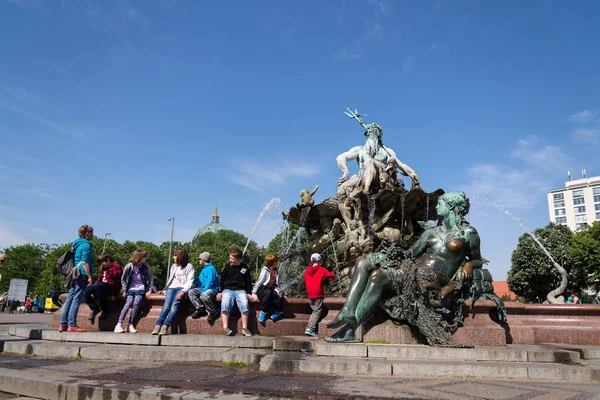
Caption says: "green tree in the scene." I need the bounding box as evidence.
[0,243,49,295]
[571,221,600,282]
[507,223,581,303]
[190,229,264,278]
[34,243,70,296]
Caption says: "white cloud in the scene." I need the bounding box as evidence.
[0,85,41,106]
[568,109,598,123]
[403,56,416,72]
[462,137,569,211]
[228,160,320,192]
[369,0,390,14]
[509,138,569,172]
[31,227,48,235]
[0,165,53,185]
[86,1,151,32]
[7,0,42,10]
[334,48,364,61]
[571,128,600,146]
[1,104,87,140]
[0,227,27,251]
[334,1,389,61]
[366,21,384,38]
[0,148,38,163]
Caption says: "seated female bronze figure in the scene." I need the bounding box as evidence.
[326,191,482,342]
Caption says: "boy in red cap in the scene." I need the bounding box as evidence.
[304,253,335,337]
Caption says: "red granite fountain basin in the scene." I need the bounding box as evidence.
[51,296,600,346]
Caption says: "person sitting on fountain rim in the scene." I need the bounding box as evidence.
[86,251,122,324]
[152,248,195,336]
[304,253,335,337]
[187,252,220,323]
[114,249,153,333]
[253,253,284,324]
[216,248,258,337]
[567,289,582,304]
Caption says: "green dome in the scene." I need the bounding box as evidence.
[193,202,227,239]
[195,221,226,236]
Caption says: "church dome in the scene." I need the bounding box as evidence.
[194,202,227,239]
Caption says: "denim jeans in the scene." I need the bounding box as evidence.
[118,290,146,325]
[220,289,249,315]
[60,275,88,327]
[84,282,110,312]
[156,287,183,327]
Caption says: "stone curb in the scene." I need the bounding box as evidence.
[0,367,288,400]
[2,340,269,365]
[6,326,587,365]
[316,342,582,364]
[259,355,600,381]
[10,326,285,349]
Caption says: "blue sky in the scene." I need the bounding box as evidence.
[1,0,600,280]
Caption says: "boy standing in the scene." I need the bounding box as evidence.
[304,253,335,337]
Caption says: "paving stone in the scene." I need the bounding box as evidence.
[433,382,533,399]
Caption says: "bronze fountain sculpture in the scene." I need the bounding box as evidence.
[283,109,506,346]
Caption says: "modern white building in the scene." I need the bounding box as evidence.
[547,172,600,231]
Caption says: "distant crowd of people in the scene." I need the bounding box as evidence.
[59,225,336,336]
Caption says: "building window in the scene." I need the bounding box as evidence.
[574,197,585,205]
[554,200,565,208]
[597,212,600,220]
[556,217,567,224]
[575,214,588,223]
[595,204,600,211]
[595,195,600,203]
[576,223,588,231]
[593,187,600,195]
[553,193,564,200]
[573,190,584,198]
[555,208,566,216]
[574,206,586,214]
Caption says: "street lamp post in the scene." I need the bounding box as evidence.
[167,217,175,271]
[103,232,111,252]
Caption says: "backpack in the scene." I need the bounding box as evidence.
[56,249,75,276]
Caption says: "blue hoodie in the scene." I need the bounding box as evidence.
[196,262,219,294]
[72,238,93,276]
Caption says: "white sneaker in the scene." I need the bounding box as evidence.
[127,324,137,333]
[114,324,125,333]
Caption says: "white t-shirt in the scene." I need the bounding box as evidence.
[170,267,188,289]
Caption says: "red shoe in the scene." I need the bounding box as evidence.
[58,326,67,332]
[67,326,87,332]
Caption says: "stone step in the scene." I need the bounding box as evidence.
[6,325,589,364]
[259,354,600,381]
[8,326,312,350]
[316,342,581,364]
[542,343,600,360]
[2,339,269,365]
